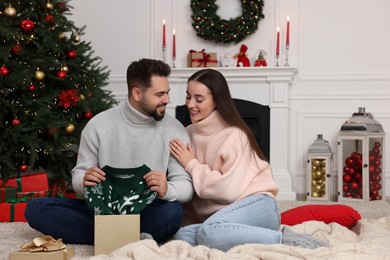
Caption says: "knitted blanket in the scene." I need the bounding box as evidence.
[89,217,390,260]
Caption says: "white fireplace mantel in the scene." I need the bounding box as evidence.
[168,67,298,200]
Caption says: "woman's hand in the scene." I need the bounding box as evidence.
[83,167,106,187]
[169,139,195,167]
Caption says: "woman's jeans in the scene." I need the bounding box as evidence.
[175,194,282,251]
[25,197,183,245]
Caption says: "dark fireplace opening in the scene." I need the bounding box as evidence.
[175,99,270,160]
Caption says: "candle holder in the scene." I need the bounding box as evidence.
[162,46,166,63]
[284,44,290,66]
[275,54,280,67]
[172,56,176,68]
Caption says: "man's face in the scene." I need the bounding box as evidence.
[138,76,170,121]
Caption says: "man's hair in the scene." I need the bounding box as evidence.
[126,58,171,92]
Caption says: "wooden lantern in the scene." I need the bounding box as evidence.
[338,107,386,202]
[307,134,334,201]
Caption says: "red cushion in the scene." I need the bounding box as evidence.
[281,204,361,228]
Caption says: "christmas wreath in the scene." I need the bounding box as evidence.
[190,0,265,44]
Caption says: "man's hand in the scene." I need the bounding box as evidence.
[169,139,195,167]
[144,171,168,198]
[83,167,106,187]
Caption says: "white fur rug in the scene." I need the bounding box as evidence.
[1,200,389,260]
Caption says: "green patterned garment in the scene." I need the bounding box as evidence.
[85,165,156,215]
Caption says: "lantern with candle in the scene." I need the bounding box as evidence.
[338,107,386,202]
[306,134,335,201]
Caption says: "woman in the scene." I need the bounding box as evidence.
[169,69,330,251]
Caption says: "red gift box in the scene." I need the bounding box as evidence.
[0,172,49,193]
[0,201,27,222]
[1,186,17,203]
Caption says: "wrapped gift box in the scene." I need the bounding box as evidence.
[94,214,140,255]
[1,186,17,203]
[1,172,49,200]
[9,245,74,260]
[0,202,27,222]
[187,50,218,67]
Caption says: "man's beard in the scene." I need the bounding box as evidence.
[140,101,166,121]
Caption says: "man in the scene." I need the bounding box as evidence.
[25,58,193,244]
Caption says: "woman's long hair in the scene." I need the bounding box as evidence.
[188,69,267,161]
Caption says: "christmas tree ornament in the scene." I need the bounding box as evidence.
[11,44,24,55]
[0,65,10,76]
[28,84,36,92]
[19,164,29,173]
[12,118,21,126]
[79,93,85,100]
[84,111,93,119]
[56,70,67,78]
[35,70,45,80]
[58,32,65,39]
[4,6,17,17]
[61,65,69,72]
[67,50,77,59]
[65,123,75,134]
[73,34,81,43]
[46,2,54,10]
[45,14,55,26]
[20,19,35,34]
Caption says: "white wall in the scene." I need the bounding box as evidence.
[69,0,390,199]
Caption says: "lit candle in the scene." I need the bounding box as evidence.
[286,16,290,45]
[276,26,280,56]
[173,29,176,58]
[163,19,166,47]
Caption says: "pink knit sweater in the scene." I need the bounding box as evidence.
[185,110,279,221]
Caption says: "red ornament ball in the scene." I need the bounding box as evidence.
[345,157,354,167]
[350,182,359,190]
[56,70,67,78]
[12,119,21,126]
[45,14,55,25]
[343,174,352,183]
[28,85,36,92]
[84,111,93,119]
[374,142,381,148]
[11,44,24,55]
[20,19,35,34]
[20,164,29,172]
[1,66,10,76]
[67,50,77,59]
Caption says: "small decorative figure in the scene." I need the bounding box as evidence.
[234,44,250,67]
[254,49,267,67]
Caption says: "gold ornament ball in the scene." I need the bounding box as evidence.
[61,65,69,72]
[35,70,45,81]
[65,123,75,134]
[46,2,53,9]
[5,6,17,17]
[73,35,81,43]
[80,94,85,100]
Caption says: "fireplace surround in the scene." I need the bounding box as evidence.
[167,67,298,200]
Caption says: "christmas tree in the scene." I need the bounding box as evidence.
[0,1,118,186]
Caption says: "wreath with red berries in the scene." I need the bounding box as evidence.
[190,0,265,44]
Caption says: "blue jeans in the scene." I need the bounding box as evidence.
[25,197,183,245]
[175,194,281,251]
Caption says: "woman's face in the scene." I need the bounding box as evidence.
[185,80,216,122]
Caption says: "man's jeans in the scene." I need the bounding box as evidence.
[175,194,281,251]
[25,197,183,245]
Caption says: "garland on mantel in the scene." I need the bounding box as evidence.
[190,0,265,44]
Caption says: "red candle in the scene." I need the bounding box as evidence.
[163,19,166,47]
[276,26,280,56]
[173,29,176,58]
[286,16,290,45]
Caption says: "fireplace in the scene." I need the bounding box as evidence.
[168,67,298,200]
[176,99,270,161]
